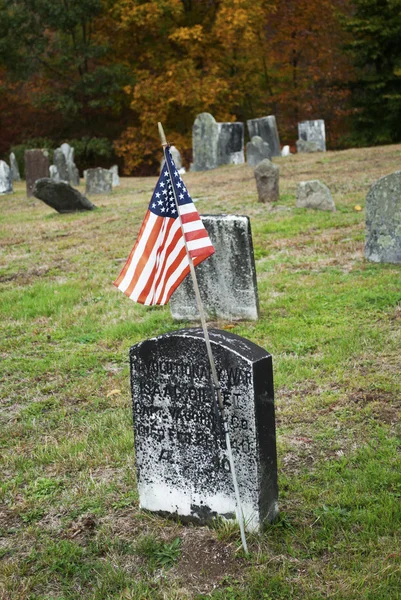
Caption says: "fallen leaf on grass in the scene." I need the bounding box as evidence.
[107,389,121,397]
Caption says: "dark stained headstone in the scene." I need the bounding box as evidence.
[217,122,244,166]
[170,215,259,321]
[365,171,401,264]
[130,327,278,531]
[247,116,281,157]
[191,113,244,172]
[297,120,326,152]
[85,167,113,195]
[33,178,96,213]
[25,149,50,197]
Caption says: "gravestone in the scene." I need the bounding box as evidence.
[296,180,335,212]
[297,120,326,152]
[160,146,185,174]
[170,215,259,321]
[25,149,50,197]
[9,153,21,182]
[53,148,70,183]
[49,165,61,182]
[85,167,113,194]
[247,116,281,157]
[0,160,13,194]
[254,159,279,203]
[33,178,96,213]
[109,165,120,187]
[246,136,271,166]
[60,143,80,185]
[281,145,290,157]
[191,113,244,171]
[130,327,278,531]
[364,171,401,264]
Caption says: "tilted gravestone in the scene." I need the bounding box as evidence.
[365,171,401,264]
[254,159,279,203]
[246,136,271,166]
[53,148,70,183]
[60,143,80,185]
[247,116,281,157]
[33,178,96,213]
[296,180,335,212]
[170,215,259,321]
[191,113,244,171]
[0,160,13,194]
[9,153,21,182]
[297,120,326,152]
[85,167,113,194]
[25,149,50,197]
[130,327,278,531]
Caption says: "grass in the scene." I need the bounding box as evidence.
[1,144,401,599]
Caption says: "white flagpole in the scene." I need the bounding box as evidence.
[158,122,248,554]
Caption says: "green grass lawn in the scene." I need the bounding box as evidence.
[1,144,401,599]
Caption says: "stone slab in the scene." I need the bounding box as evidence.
[109,165,120,187]
[33,178,96,213]
[60,143,80,185]
[85,167,113,194]
[192,113,244,171]
[247,116,281,157]
[130,327,278,531]
[170,215,259,321]
[296,180,335,212]
[25,149,50,197]
[365,171,401,264]
[297,120,326,152]
[0,160,13,194]
[246,136,272,166]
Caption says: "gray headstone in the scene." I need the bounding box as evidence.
[130,327,278,531]
[33,178,96,213]
[60,143,80,185]
[109,165,120,187]
[281,145,290,157]
[53,148,70,182]
[9,153,21,182]
[170,215,259,321]
[247,116,281,157]
[254,159,279,204]
[296,139,321,153]
[296,180,335,212]
[191,113,244,171]
[0,160,13,194]
[85,167,113,195]
[160,146,184,174]
[297,120,326,152]
[364,171,401,264]
[49,165,61,182]
[25,149,50,197]
[246,136,272,166]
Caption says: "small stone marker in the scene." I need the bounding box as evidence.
[85,167,113,194]
[9,153,21,182]
[170,215,259,321]
[130,327,278,531]
[365,171,401,264]
[281,145,290,157]
[33,178,96,213]
[297,120,326,152]
[246,136,271,166]
[60,143,80,185]
[109,165,120,187]
[247,116,281,157]
[296,180,335,212]
[0,160,13,194]
[254,159,279,204]
[192,113,244,171]
[25,149,50,197]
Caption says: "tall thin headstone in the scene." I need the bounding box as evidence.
[130,327,278,532]
[0,161,13,194]
[25,150,50,197]
[192,113,244,171]
[9,153,21,182]
[53,148,70,183]
[170,215,259,321]
[60,143,80,185]
[247,116,281,157]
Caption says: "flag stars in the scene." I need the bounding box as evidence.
[164,170,168,177]
[160,181,165,188]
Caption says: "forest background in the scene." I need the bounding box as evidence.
[1,0,401,175]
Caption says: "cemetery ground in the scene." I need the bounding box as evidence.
[1,144,401,600]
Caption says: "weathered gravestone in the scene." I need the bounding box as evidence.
[130,327,278,531]
[246,136,271,166]
[33,178,96,213]
[297,120,326,152]
[191,113,244,171]
[296,180,335,212]
[85,167,113,194]
[160,146,185,174]
[49,165,61,182]
[9,153,21,182]
[60,143,80,185]
[247,116,281,157]
[364,171,401,264]
[25,149,50,197]
[254,159,279,204]
[109,165,120,187]
[170,215,259,321]
[0,160,13,194]
[53,148,70,183]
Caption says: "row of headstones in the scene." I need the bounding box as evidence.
[190,113,326,172]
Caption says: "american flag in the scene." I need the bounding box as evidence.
[114,147,215,305]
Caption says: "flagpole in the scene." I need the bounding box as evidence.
[158,123,248,555]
